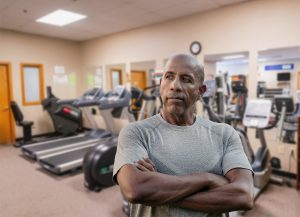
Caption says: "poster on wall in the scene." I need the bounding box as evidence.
[69,73,77,85]
[54,65,65,74]
[53,74,68,84]
[87,74,95,86]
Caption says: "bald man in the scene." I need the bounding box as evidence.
[113,54,254,217]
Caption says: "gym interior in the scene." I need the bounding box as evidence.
[0,0,300,216]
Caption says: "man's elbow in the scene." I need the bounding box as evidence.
[120,179,145,203]
[122,186,143,203]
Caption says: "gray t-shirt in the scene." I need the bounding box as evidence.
[113,114,252,217]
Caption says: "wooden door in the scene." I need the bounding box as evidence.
[0,64,14,144]
[131,70,147,90]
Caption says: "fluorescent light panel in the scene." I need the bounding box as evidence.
[36,9,86,26]
[222,55,246,60]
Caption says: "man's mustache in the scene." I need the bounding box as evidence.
[166,94,185,100]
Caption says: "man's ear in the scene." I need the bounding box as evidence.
[199,84,207,95]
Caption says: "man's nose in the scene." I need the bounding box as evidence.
[170,77,182,90]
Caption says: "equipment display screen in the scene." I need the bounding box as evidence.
[277,72,290,81]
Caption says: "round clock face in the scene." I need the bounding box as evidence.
[190,41,201,55]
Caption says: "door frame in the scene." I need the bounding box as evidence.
[0,62,15,143]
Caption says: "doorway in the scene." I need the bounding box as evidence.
[131,70,147,89]
[0,63,15,144]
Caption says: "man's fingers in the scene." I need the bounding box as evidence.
[137,160,155,171]
[135,163,148,172]
[143,157,156,168]
[136,159,156,172]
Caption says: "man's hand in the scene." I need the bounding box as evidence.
[134,157,157,172]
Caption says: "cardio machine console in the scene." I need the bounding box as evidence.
[243,99,272,128]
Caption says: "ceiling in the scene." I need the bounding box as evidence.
[0,0,250,41]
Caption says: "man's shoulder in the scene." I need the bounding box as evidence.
[121,114,161,133]
[196,116,235,136]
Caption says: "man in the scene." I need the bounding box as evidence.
[113,54,254,217]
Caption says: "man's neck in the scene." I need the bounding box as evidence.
[160,110,196,126]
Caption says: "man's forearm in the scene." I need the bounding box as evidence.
[174,176,254,212]
[117,164,215,205]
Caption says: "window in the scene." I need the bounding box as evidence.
[111,69,122,89]
[21,63,44,105]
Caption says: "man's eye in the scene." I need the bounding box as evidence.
[165,75,173,80]
[182,77,192,83]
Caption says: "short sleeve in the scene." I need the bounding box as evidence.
[113,123,148,184]
[222,126,253,176]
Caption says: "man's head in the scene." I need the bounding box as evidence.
[160,54,206,117]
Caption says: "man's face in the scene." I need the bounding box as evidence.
[160,58,204,116]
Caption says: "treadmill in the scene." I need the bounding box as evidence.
[38,86,133,175]
[21,88,110,160]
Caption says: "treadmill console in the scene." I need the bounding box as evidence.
[84,88,103,100]
[73,88,104,107]
[99,86,130,109]
[102,86,126,102]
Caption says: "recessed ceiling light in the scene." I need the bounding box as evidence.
[222,54,246,60]
[36,9,86,26]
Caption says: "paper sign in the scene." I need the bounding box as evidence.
[53,74,68,84]
[54,66,65,74]
[69,74,77,85]
[87,74,94,86]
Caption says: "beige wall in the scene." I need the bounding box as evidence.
[0,30,82,137]
[81,0,300,100]
[2,0,300,137]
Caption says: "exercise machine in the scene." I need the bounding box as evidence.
[203,98,274,198]
[11,87,82,147]
[38,86,133,175]
[21,88,107,160]
[274,96,296,143]
[42,86,83,137]
[82,85,160,191]
[10,101,34,146]
[242,99,274,197]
